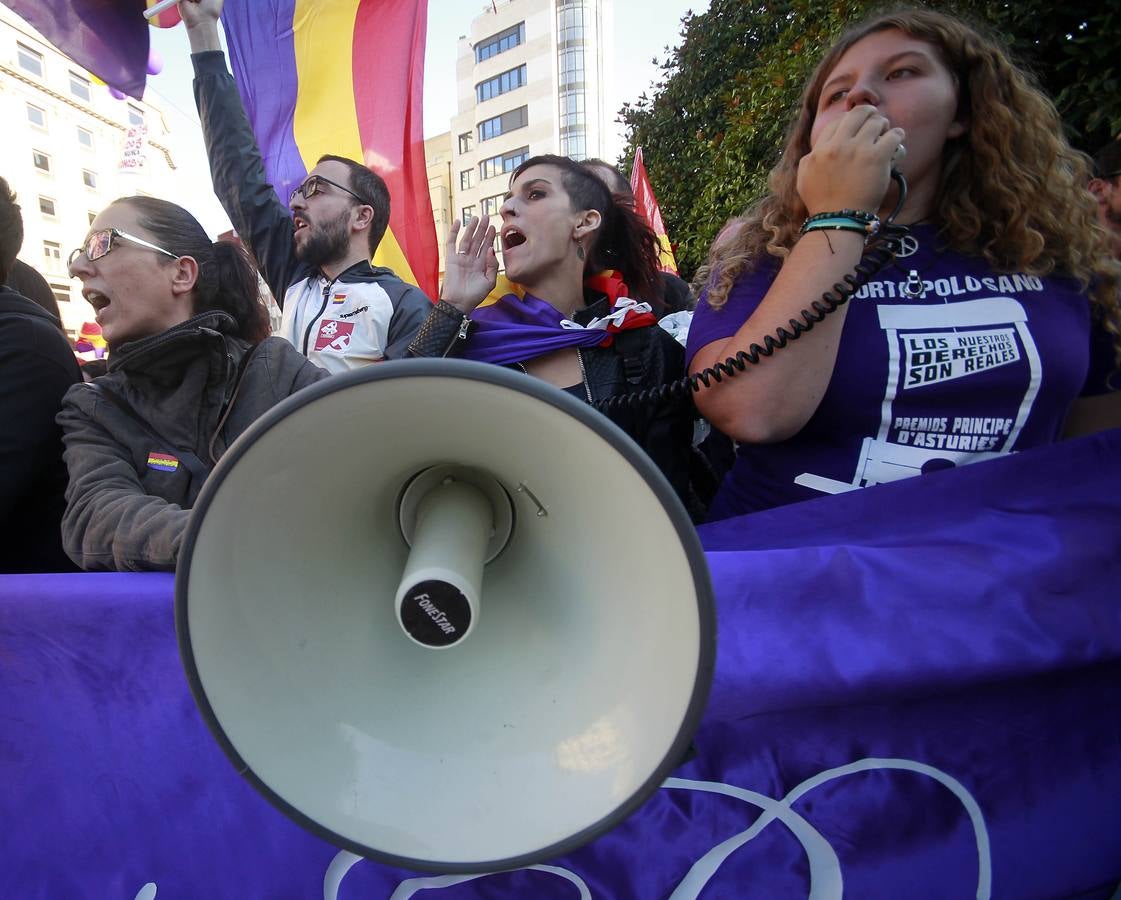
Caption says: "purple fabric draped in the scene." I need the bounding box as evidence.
[1,0,149,98]
[219,0,305,207]
[2,429,1120,897]
[464,293,614,365]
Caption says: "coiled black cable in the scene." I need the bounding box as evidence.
[595,171,911,413]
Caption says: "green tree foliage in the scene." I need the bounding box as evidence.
[621,0,1120,280]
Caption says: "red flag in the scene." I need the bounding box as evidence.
[629,147,678,275]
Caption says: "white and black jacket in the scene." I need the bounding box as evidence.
[192,51,433,373]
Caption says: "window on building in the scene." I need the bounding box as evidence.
[33,150,51,173]
[557,2,586,44]
[460,205,476,222]
[457,132,473,154]
[559,48,585,87]
[476,64,527,103]
[26,103,46,129]
[69,72,92,103]
[50,283,70,305]
[475,22,525,63]
[478,105,528,142]
[558,90,585,130]
[82,170,97,189]
[39,197,57,217]
[479,146,530,181]
[561,131,587,160]
[459,169,474,190]
[480,193,505,216]
[43,240,62,262]
[77,126,94,149]
[17,44,43,77]
[128,104,145,127]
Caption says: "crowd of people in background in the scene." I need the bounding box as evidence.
[2,2,1119,573]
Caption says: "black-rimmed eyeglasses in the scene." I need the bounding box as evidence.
[68,228,180,269]
[289,174,367,207]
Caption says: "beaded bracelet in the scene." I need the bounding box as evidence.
[799,209,881,241]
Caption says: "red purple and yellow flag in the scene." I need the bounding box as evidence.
[221,0,439,299]
[630,146,679,275]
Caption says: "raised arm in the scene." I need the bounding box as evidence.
[691,106,904,444]
[407,216,498,358]
[181,0,300,302]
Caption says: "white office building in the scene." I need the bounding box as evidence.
[448,0,612,228]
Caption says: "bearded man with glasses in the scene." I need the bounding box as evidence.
[182,0,432,373]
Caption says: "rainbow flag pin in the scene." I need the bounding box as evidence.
[147,452,179,473]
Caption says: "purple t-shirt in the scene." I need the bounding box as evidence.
[686,225,1117,519]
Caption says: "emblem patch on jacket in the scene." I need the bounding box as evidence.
[331,292,347,304]
[147,452,179,473]
[314,319,354,352]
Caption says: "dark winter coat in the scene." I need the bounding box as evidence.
[0,287,81,572]
[57,310,326,571]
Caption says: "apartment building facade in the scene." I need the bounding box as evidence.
[0,5,182,337]
[448,0,611,232]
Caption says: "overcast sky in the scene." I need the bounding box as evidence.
[144,0,707,234]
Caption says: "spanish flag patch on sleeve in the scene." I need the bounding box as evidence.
[147,452,179,473]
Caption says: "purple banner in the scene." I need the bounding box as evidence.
[2,430,1120,897]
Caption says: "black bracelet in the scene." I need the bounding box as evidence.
[803,209,879,227]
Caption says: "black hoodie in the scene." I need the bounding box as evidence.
[0,286,81,572]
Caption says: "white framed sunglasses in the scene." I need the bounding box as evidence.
[68,228,180,269]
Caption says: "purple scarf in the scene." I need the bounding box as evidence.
[464,293,633,366]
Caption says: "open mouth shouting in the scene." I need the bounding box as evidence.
[84,289,111,320]
[501,227,526,253]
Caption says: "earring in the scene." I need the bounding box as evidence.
[575,240,585,261]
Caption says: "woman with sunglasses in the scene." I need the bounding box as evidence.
[408,154,694,509]
[686,8,1120,520]
[58,196,327,570]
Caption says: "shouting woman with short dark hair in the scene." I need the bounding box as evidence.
[408,154,693,507]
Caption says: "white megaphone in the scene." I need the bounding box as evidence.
[175,359,714,873]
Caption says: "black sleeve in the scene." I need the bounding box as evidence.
[0,320,80,522]
[384,283,437,359]
[192,51,300,305]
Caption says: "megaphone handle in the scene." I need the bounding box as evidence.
[395,479,493,648]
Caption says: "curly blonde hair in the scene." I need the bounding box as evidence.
[697,7,1121,359]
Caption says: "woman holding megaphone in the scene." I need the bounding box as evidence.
[686,8,1121,520]
[408,154,693,510]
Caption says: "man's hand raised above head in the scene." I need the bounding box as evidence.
[178,0,224,52]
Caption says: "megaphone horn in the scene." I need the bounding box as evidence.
[176,359,714,873]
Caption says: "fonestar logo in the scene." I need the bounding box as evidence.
[415,594,456,635]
